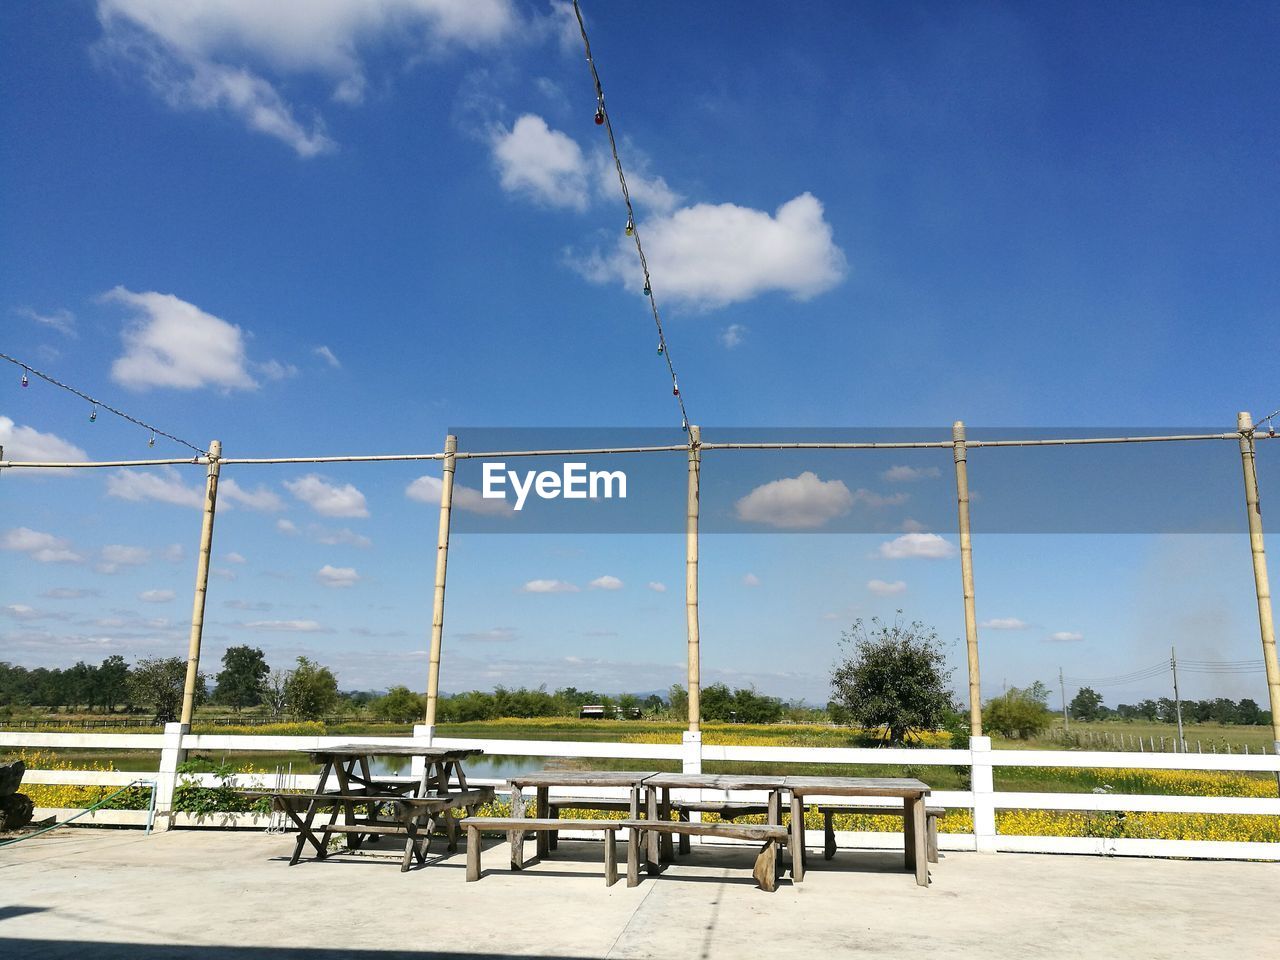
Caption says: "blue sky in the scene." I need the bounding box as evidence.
[1,1,1277,707]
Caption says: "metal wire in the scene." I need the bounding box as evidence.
[571,0,691,431]
[0,352,205,455]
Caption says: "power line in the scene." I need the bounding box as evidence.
[0,352,205,456]
[571,0,691,432]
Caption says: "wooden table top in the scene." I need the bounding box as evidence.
[308,744,483,760]
[507,770,658,788]
[643,773,788,791]
[783,776,931,797]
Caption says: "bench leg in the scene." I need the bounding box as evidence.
[466,826,481,882]
[911,798,929,887]
[824,810,836,860]
[677,809,690,856]
[627,827,641,887]
[445,810,458,853]
[659,789,673,863]
[927,815,939,864]
[536,787,550,859]
[790,796,806,882]
[401,821,419,872]
[903,798,916,872]
[509,785,524,871]
[645,790,660,874]
[752,840,778,892]
[604,830,618,887]
[548,803,559,851]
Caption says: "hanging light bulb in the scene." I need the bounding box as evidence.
[594,105,605,125]
[625,216,634,237]
[148,431,156,448]
[682,417,689,432]
[672,383,680,397]
[20,371,29,387]
[643,282,651,297]
[89,405,97,422]
[657,342,664,355]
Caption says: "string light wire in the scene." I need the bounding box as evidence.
[0,352,204,456]
[571,0,691,431]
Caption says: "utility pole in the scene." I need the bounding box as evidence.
[1059,667,1070,731]
[180,440,221,728]
[1171,646,1185,753]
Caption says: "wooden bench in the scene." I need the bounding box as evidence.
[459,817,623,886]
[543,798,768,855]
[619,819,790,891]
[818,804,944,863]
[250,786,494,871]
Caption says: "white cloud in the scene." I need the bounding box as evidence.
[245,619,328,633]
[0,416,88,465]
[162,543,184,563]
[255,359,298,381]
[647,581,667,593]
[405,474,512,516]
[735,472,854,529]
[106,466,203,508]
[983,617,1030,631]
[589,575,623,591]
[1049,631,1085,642]
[276,518,299,535]
[284,473,369,517]
[224,552,247,564]
[878,532,957,560]
[900,517,928,533]
[2,527,84,564]
[105,286,263,391]
[587,147,680,214]
[742,572,761,588]
[313,345,340,368]
[3,604,42,621]
[95,0,516,155]
[221,478,285,511]
[15,306,77,337]
[42,587,100,599]
[522,579,579,593]
[719,324,746,349]
[139,589,175,603]
[578,193,846,308]
[867,579,907,596]
[310,525,372,548]
[97,543,151,574]
[882,465,942,483]
[492,114,590,210]
[316,564,361,588]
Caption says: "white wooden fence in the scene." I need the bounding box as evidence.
[4,726,1278,860]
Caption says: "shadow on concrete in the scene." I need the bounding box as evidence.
[0,943,597,960]
[0,907,49,923]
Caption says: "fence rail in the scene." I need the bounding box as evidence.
[3,726,1277,861]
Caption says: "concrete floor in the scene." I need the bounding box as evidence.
[0,828,1275,959]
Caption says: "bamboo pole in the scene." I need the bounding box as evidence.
[953,421,983,736]
[424,434,458,728]
[686,425,702,733]
[179,440,222,727]
[1237,413,1280,753]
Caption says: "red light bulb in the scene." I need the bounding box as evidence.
[594,107,605,125]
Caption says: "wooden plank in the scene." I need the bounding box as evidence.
[642,773,787,792]
[620,820,788,841]
[509,782,524,871]
[626,827,641,887]
[507,771,658,789]
[783,776,931,798]
[911,795,929,887]
[604,831,618,887]
[752,841,778,892]
[309,744,482,759]
[791,795,806,882]
[466,825,480,882]
[459,817,622,830]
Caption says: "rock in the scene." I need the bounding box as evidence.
[0,760,25,796]
[0,793,34,831]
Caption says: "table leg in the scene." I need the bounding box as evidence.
[790,794,805,882]
[294,758,334,863]
[536,786,550,858]
[659,788,673,863]
[334,759,361,851]
[509,783,525,870]
[645,787,660,874]
[768,789,782,878]
[911,795,929,887]
[902,797,916,871]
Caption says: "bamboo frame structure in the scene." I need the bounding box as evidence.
[1237,413,1280,750]
[686,425,702,733]
[953,422,983,736]
[2,423,1276,741]
[179,440,221,728]
[423,434,457,729]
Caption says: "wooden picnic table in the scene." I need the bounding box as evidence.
[783,775,931,886]
[275,744,488,871]
[506,770,655,868]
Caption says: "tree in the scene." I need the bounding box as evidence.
[372,685,425,723]
[984,684,1051,739]
[1069,686,1104,722]
[263,669,289,719]
[212,646,270,713]
[668,684,688,719]
[129,657,205,722]
[95,656,131,713]
[283,657,339,720]
[830,615,956,744]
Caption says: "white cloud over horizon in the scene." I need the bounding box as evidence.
[735,472,862,529]
[405,474,512,516]
[2,527,84,564]
[521,579,579,593]
[878,532,957,560]
[284,474,369,518]
[316,564,361,588]
[0,417,88,466]
[867,579,907,596]
[983,617,1030,630]
[589,575,623,590]
[95,0,518,156]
